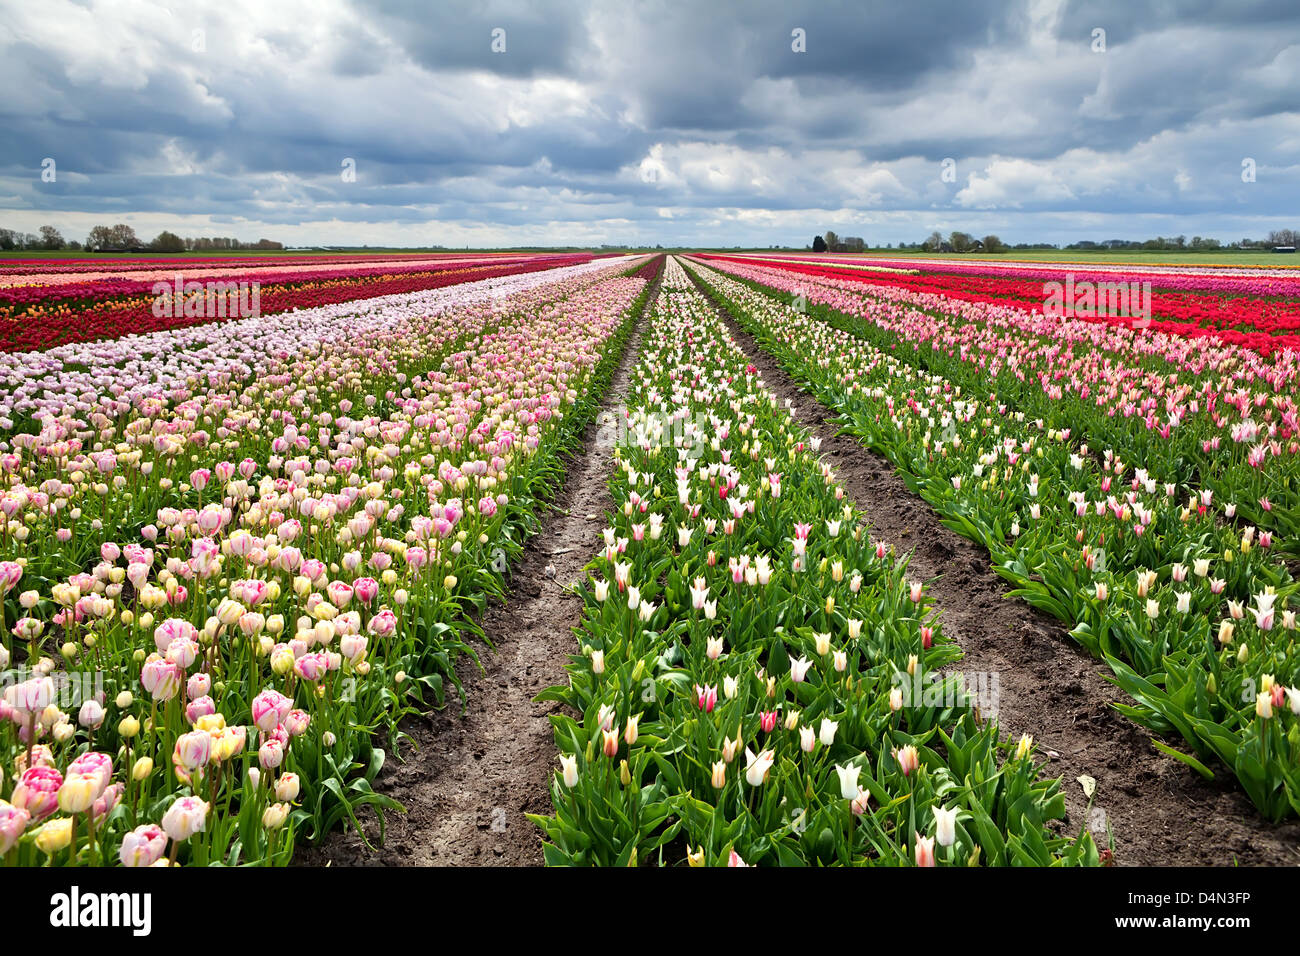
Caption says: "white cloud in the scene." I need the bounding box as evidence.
[954,159,1076,208]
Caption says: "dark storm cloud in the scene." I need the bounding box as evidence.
[360,0,594,76]
[0,0,1296,246]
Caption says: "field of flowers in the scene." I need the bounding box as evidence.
[685,255,1300,821]
[700,254,1300,551]
[1,246,1295,869]
[530,258,1098,865]
[0,252,653,865]
[0,253,594,352]
[707,253,1300,351]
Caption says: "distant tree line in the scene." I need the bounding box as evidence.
[816,231,867,253]
[0,223,283,252]
[809,228,1300,254]
[1066,230,1299,251]
[0,225,79,251]
[916,231,1007,254]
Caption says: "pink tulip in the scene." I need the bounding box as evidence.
[126,562,150,590]
[352,577,379,604]
[187,673,211,699]
[284,710,311,737]
[293,651,329,682]
[0,803,31,853]
[166,637,200,669]
[161,795,209,842]
[367,609,397,638]
[326,581,354,607]
[0,561,23,594]
[301,559,326,582]
[894,744,920,777]
[915,833,936,867]
[173,730,212,773]
[10,677,54,715]
[120,823,168,866]
[92,782,123,823]
[67,751,113,792]
[340,634,368,664]
[11,766,63,820]
[185,696,216,725]
[258,739,285,770]
[251,689,292,733]
[153,617,198,655]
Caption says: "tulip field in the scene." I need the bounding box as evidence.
[682,254,1300,819]
[0,249,1297,867]
[530,257,1097,866]
[0,252,597,353]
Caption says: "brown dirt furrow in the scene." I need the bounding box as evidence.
[690,268,1300,868]
[296,284,654,868]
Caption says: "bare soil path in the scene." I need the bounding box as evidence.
[687,264,1300,867]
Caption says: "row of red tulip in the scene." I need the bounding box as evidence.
[0,256,592,353]
[705,255,1300,353]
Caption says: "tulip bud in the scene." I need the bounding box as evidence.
[711,760,727,789]
[1217,619,1235,645]
[271,773,299,803]
[559,754,579,788]
[836,763,862,800]
[933,805,958,847]
[262,802,291,830]
[78,699,105,730]
[1014,734,1034,761]
[35,817,73,855]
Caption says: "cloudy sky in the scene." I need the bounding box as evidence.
[1,0,1297,248]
